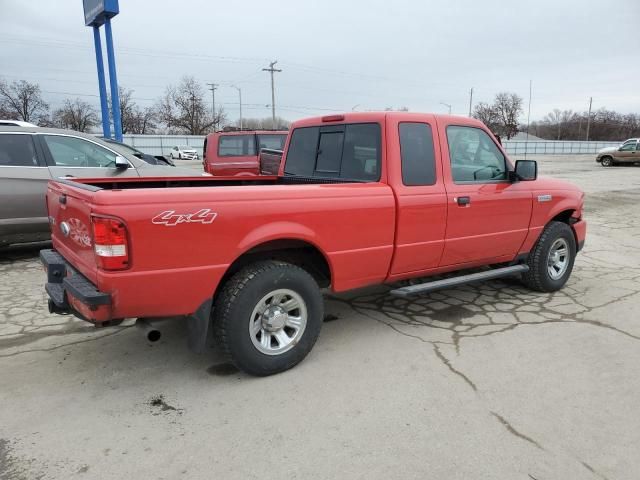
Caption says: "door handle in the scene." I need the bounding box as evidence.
[456,196,471,206]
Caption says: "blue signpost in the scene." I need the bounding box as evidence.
[83,0,122,141]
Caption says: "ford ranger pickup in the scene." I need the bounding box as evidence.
[41,112,587,376]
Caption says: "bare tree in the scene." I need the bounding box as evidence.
[156,77,220,134]
[52,98,98,132]
[472,102,500,133]
[493,92,523,140]
[0,79,49,123]
[236,116,289,130]
[110,87,157,134]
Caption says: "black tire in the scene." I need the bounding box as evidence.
[600,156,613,167]
[213,261,324,376]
[522,221,576,292]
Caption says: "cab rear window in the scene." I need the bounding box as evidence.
[284,123,381,182]
[218,135,256,157]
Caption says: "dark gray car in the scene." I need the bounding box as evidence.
[0,126,206,247]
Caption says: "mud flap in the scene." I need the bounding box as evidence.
[186,298,213,353]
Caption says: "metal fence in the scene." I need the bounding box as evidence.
[119,135,621,157]
[123,135,207,157]
[503,140,620,156]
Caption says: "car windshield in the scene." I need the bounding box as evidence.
[179,146,192,150]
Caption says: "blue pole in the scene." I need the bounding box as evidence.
[104,17,122,142]
[93,26,111,138]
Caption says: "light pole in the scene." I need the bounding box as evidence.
[440,102,452,115]
[232,85,242,130]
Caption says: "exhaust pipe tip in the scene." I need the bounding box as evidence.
[147,329,161,343]
[136,319,161,343]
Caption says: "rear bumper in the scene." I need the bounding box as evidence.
[40,249,114,324]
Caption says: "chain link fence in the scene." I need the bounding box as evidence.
[503,140,619,156]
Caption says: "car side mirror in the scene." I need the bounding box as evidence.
[115,156,129,170]
[513,160,537,181]
[259,148,283,175]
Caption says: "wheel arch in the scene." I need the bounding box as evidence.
[549,208,580,246]
[215,235,334,302]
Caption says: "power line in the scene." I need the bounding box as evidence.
[262,60,282,126]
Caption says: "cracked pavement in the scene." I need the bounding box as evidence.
[1,155,640,479]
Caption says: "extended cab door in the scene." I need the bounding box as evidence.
[38,134,140,180]
[438,121,532,266]
[387,115,447,274]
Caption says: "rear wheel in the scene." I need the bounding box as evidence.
[600,156,613,167]
[522,221,576,292]
[213,261,324,376]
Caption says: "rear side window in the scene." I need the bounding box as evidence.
[284,123,381,182]
[0,134,39,166]
[257,134,286,151]
[399,122,436,185]
[218,135,256,157]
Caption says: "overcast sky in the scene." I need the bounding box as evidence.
[1,0,639,123]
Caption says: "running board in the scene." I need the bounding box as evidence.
[390,264,529,298]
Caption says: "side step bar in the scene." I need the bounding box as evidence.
[390,264,529,298]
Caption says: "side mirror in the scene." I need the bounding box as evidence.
[259,148,283,175]
[513,160,537,181]
[114,156,129,170]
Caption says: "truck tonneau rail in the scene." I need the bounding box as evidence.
[53,175,367,191]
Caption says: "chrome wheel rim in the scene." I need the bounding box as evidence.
[602,157,611,166]
[249,289,307,356]
[547,238,569,280]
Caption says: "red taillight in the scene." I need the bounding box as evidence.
[92,216,129,270]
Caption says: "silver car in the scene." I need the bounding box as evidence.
[0,126,204,247]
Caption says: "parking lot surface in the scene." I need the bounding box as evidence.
[1,155,639,479]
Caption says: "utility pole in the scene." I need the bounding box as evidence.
[232,85,242,130]
[262,60,282,128]
[585,97,593,142]
[206,83,218,130]
[468,87,473,116]
[440,102,452,115]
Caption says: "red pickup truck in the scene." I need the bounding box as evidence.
[202,130,287,176]
[41,112,586,376]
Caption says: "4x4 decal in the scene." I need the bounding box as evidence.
[152,209,217,227]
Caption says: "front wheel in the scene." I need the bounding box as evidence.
[213,261,324,376]
[522,221,576,292]
[600,156,613,167]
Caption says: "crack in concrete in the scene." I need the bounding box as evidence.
[489,412,544,450]
[432,343,477,391]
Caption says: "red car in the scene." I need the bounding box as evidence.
[41,112,586,376]
[202,130,287,176]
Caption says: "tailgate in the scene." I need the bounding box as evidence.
[46,180,98,284]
